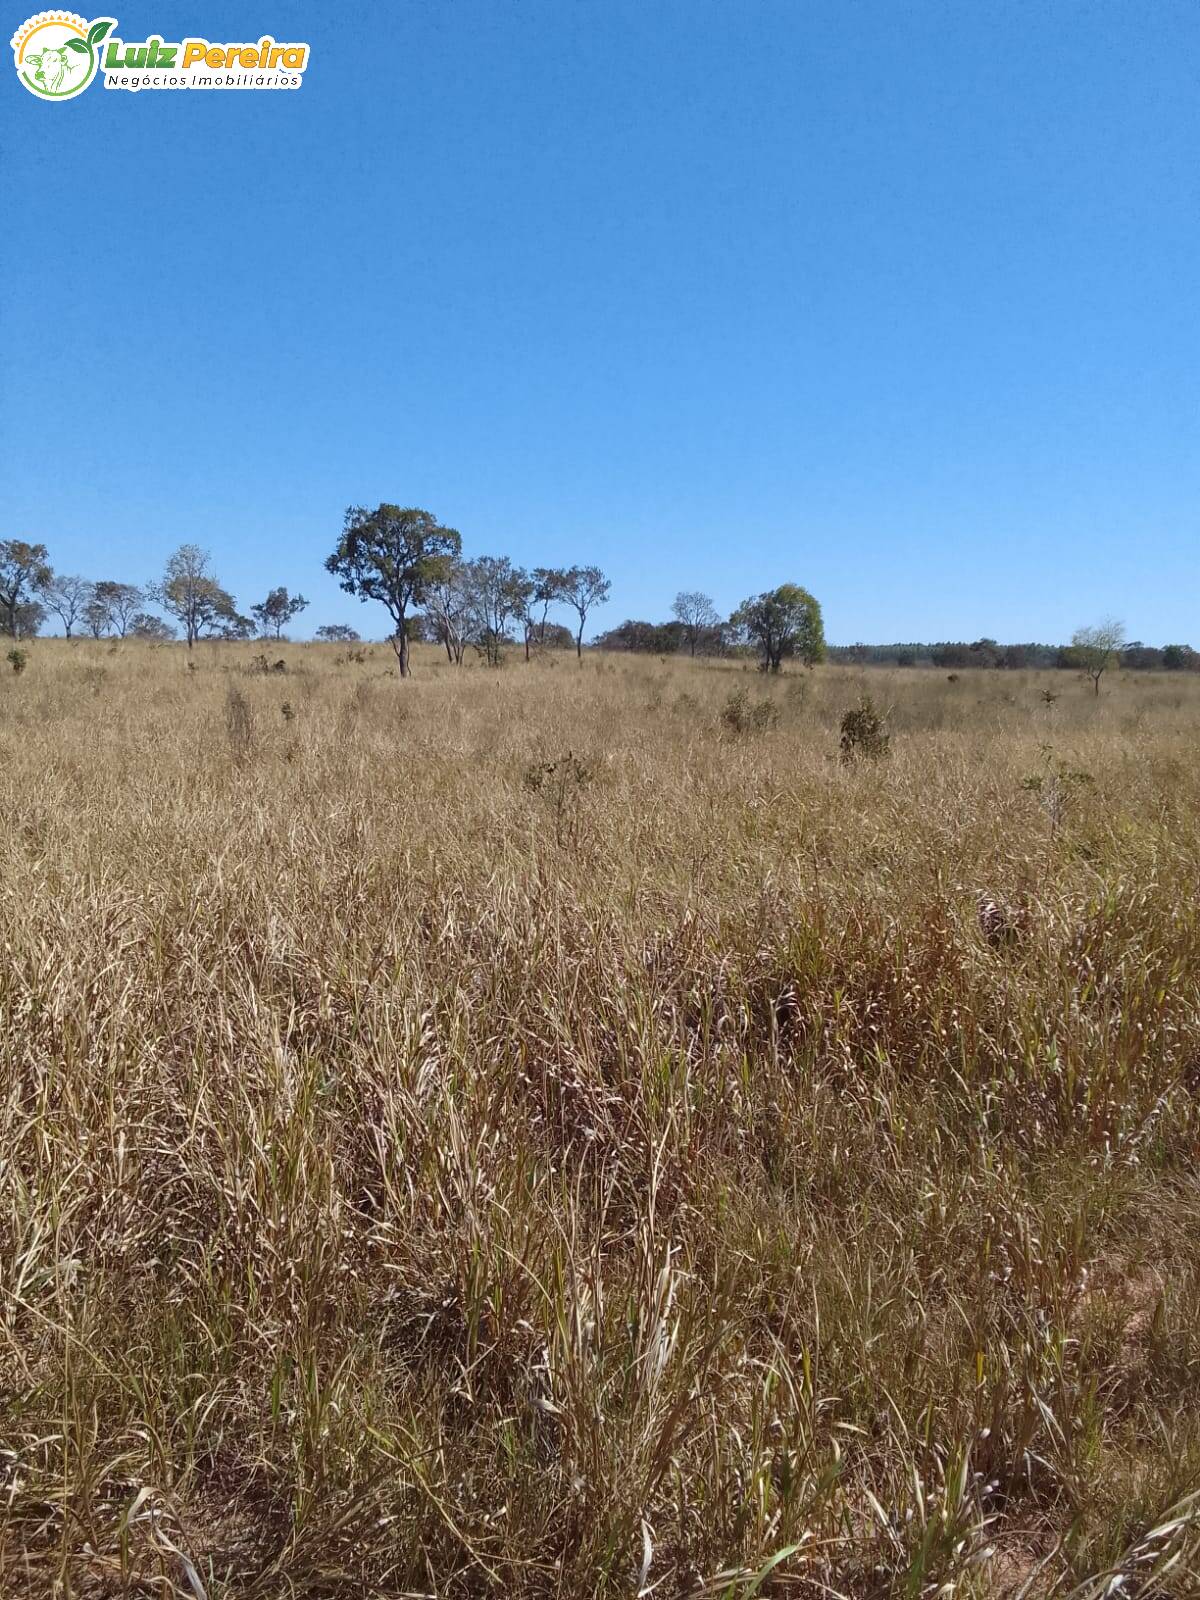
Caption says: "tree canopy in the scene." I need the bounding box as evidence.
[731,584,825,672]
[325,505,461,678]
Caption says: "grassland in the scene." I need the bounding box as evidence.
[1,640,1198,1598]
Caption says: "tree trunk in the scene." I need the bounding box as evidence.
[393,625,410,679]
[576,622,583,660]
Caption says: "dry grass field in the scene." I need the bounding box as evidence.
[1,640,1199,1598]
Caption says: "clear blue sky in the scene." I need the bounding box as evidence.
[3,1,1197,643]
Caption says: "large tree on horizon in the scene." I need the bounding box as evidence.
[0,539,52,638]
[731,584,825,673]
[325,505,461,679]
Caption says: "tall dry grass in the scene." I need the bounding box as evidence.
[1,640,1198,1597]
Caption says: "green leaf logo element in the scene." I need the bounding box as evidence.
[87,19,113,46]
[65,37,89,52]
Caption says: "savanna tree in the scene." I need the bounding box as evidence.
[315,624,361,643]
[556,565,611,660]
[128,612,176,642]
[510,569,543,660]
[326,505,462,679]
[41,574,92,638]
[1071,618,1125,695]
[466,556,526,666]
[732,584,825,673]
[531,567,565,647]
[92,581,144,638]
[251,586,309,639]
[671,590,720,656]
[206,605,256,641]
[423,560,472,664]
[83,594,111,638]
[152,545,231,648]
[12,601,46,639]
[0,540,52,637]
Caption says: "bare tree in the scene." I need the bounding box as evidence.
[1071,618,1126,695]
[671,590,720,656]
[424,560,472,664]
[556,565,611,660]
[42,574,93,639]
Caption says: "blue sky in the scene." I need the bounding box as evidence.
[3,1,1197,642]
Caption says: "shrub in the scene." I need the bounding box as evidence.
[1020,744,1093,831]
[839,695,890,762]
[523,750,592,844]
[720,687,779,736]
[6,648,27,675]
[224,685,254,764]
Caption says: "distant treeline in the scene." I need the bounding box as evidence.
[596,624,1199,672]
[827,640,1200,671]
[4,532,1193,675]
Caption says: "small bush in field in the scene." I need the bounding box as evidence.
[6,648,27,675]
[839,695,890,762]
[523,749,591,844]
[281,701,296,722]
[225,684,254,763]
[1021,743,1093,831]
[720,686,778,736]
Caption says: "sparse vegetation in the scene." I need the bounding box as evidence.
[0,642,1198,1597]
